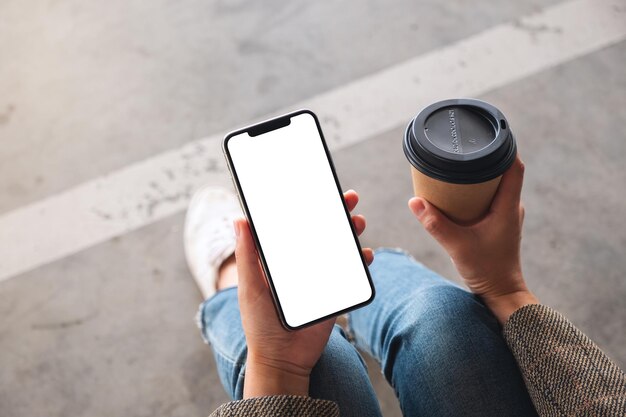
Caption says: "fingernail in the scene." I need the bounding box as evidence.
[411,198,426,217]
[233,220,240,238]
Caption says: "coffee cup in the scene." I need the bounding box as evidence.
[403,98,517,224]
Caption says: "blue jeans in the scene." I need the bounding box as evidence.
[198,248,537,416]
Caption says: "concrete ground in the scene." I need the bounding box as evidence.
[1,1,624,416]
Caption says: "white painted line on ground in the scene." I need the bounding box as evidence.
[1,0,624,282]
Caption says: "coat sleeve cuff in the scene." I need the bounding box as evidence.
[209,395,340,417]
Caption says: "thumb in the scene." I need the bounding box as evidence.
[234,218,268,296]
[408,197,464,251]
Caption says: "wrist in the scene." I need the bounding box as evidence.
[243,355,310,398]
[481,289,539,325]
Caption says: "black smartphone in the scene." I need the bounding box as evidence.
[222,109,375,330]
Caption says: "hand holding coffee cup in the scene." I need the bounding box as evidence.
[405,99,538,323]
[403,99,517,224]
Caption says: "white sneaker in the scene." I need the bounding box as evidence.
[184,186,243,299]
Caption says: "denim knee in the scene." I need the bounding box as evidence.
[380,284,499,380]
[378,284,536,417]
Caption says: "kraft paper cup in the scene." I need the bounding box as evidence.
[403,99,517,224]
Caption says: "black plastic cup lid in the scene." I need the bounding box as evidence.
[403,98,516,184]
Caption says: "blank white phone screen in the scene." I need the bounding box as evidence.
[227,112,373,328]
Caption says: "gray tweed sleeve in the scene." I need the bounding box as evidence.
[209,395,339,417]
[503,304,626,416]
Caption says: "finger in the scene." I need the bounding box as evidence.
[233,218,267,296]
[409,197,464,250]
[490,156,525,214]
[343,189,359,212]
[352,214,366,235]
[362,248,374,265]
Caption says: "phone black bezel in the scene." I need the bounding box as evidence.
[222,109,376,330]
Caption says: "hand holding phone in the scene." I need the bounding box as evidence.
[223,110,375,329]
[235,190,372,398]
